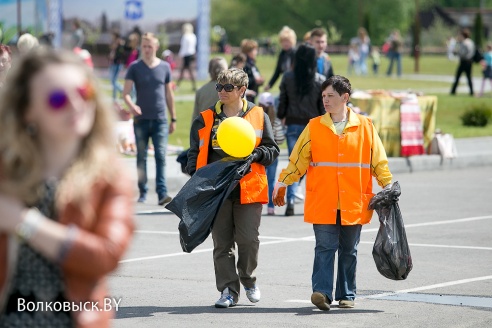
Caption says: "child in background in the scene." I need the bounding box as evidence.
[478,43,492,97]
[229,53,246,69]
[162,49,177,90]
[258,92,285,216]
[231,53,258,98]
[162,49,177,70]
[371,46,381,75]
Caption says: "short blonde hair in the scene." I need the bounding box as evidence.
[142,32,159,46]
[217,68,249,88]
[17,33,39,54]
[241,39,258,55]
[279,26,297,46]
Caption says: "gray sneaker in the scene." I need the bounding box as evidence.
[215,287,236,308]
[245,286,261,303]
[338,299,355,308]
[158,194,172,206]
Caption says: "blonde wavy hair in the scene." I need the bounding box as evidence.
[278,26,297,46]
[0,48,118,211]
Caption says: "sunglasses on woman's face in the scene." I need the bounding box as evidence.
[47,84,95,111]
[215,83,240,92]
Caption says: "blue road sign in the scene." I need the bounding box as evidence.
[125,0,143,20]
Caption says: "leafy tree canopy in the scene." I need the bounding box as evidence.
[211,0,491,47]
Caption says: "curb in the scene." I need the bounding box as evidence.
[122,137,492,194]
[388,152,492,174]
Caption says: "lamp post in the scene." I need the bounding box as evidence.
[17,0,22,35]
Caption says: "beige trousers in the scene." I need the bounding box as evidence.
[211,199,262,302]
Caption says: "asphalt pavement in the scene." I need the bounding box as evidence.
[110,165,492,328]
[121,136,492,204]
[109,70,492,327]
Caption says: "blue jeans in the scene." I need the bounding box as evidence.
[386,51,401,76]
[109,63,123,100]
[312,211,362,302]
[266,157,279,209]
[286,124,305,203]
[134,118,168,197]
[358,51,368,75]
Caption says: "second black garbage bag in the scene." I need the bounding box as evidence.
[368,181,413,280]
[166,158,252,253]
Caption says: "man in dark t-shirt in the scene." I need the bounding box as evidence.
[123,32,176,205]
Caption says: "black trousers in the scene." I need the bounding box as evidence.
[451,59,474,95]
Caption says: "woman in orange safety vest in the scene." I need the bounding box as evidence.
[187,68,279,309]
[273,75,393,311]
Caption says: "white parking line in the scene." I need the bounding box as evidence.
[135,230,294,240]
[359,241,492,251]
[361,215,492,233]
[135,230,179,234]
[286,275,492,305]
[361,275,492,299]
[123,215,492,263]
[120,236,311,263]
[135,209,171,214]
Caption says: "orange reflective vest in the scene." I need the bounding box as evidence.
[305,115,375,225]
[196,106,268,204]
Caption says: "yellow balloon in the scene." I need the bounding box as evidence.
[217,117,256,158]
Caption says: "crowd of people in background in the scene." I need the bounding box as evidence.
[2,14,492,323]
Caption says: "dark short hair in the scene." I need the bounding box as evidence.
[321,75,352,97]
[310,27,327,38]
[461,28,470,39]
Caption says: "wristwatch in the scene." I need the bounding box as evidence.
[171,118,177,123]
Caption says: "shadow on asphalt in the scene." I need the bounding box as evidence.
[115,306,383,318]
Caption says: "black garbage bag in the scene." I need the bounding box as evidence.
[165,158,252,253]
[368,181,412,280]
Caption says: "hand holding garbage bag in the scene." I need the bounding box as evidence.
[369,181,413,280]
[165,157,253,253]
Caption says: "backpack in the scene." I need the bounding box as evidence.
[472,47,484,63]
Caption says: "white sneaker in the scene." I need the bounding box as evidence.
[215,287,236,308]
[295,192,305,203]
[245,286,261,303]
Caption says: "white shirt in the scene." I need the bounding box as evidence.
[179,33,197,57]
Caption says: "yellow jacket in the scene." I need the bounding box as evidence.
[278,108,392,225]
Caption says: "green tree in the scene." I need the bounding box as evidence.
[211,0,423,47]
[421,16,457,48]
[473,12,484,49]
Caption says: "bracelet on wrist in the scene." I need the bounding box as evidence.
[15,208,43,242]
[171,118,177,123]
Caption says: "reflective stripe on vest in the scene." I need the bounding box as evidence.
[310,162,371,168]
[304,114,375,226]
[196,106,268,204]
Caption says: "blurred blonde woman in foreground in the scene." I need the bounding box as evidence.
[0,48,135,328]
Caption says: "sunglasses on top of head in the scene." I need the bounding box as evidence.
[215,83,240,92]
[47,83,95,111]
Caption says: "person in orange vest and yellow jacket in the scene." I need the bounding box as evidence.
[187,68,279,308]
[273,75,393,311]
